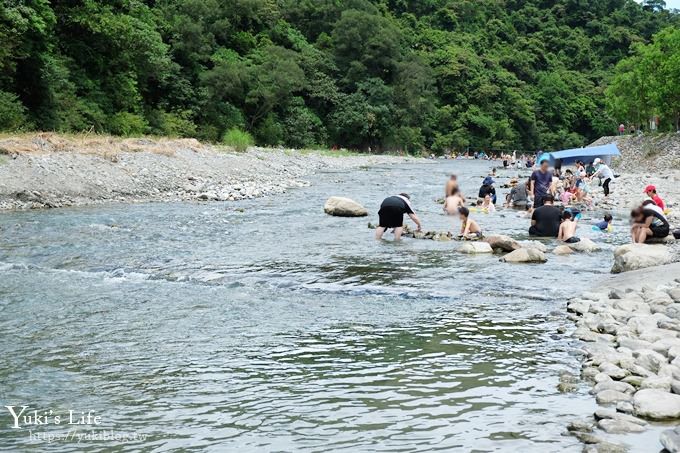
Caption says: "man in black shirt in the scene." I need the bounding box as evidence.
[529,195,561,237]
[376,193,422,240]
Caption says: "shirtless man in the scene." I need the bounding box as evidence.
[443,188,465,214]
[458,207,483,240]
[445,174,464,198]
[558,211,580,243]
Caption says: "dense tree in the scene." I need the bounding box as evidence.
[0,0,678,152]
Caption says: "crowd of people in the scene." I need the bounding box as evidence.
[376,155,676,246]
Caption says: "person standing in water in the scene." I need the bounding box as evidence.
[375,193,422,240]
[445,174,463,198]
[530,157,552,208]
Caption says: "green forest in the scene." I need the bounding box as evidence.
[1,0,679,153]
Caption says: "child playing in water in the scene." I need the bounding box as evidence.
[594,214,613,232]
[458,206,483,239]
[558,211,580,243]
[443,187,465,214]
[481,194,496,213]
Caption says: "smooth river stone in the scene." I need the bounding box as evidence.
[661,427,680,453]
[597,418,646,433]
[596,389,631,404]
[593,380,635,395]
[633,389,680,419]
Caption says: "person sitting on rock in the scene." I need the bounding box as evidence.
[558,211,580,243]
[458,207,483,240]
[506,178,530,209]
[529,194,561,237]
[443,187,465,214]
[630,202,670,243]
[376,193,422,241]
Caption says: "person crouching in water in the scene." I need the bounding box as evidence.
[443,187,465,214]
[558,210,580,243]
[376,193,422,240]
[458,207,483,240]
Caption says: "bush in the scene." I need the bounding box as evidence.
[107,112,148,136]
[150,110,198,138]
[0,91,30,131]
[222,128,254,152]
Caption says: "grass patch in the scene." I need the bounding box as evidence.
[222,128,254,152]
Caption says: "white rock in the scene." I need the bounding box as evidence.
[640,376,672,391]
[459,242,493,254]
[517,240,548,252]
[483,235,519,252]
[633,389,680,419]
[553,245,574,255]
[611,243,673,273]
[661,428,680,453]
[568,237,601,253]
[597,418,646,433]
[500,248,547,263]
[323,196,368,217]
[596,389,632,404]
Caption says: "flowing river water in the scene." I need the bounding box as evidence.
[0,159,658,452]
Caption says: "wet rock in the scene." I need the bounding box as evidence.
[517,240,548,252]
[661,427,680,453]
[567,419,594,432]
[596,389,631,404]
[500,248,547,263]
[568,299,590,316]
[459,242,493,254]
[324,196,368,217]
[611,243,673,273]
[597,418,646,433]
[669,288,680,303]
[567,237,601,253]
[553,245,574,255]
[633,389,680,419]
[593,380,635,395]
[483,234,520,252]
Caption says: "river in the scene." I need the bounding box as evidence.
[0,159,649,452]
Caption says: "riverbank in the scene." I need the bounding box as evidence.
[0,133,410,210]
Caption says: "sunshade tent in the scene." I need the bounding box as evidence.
[546,143,620,165]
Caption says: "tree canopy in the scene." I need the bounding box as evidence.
[1,0,678,153]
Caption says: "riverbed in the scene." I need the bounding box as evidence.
[0,159,647,452]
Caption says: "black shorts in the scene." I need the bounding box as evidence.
[533,195,546,208]
[651,225,670,238]
[378,206,404,228]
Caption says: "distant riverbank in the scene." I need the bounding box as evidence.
[0,133,411,210]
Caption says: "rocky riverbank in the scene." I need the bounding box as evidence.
[565,263,680,452]
[0,133,410,210]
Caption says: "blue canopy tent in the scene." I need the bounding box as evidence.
[544,143,621,165]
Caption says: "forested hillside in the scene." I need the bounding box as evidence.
[1,0,678,153]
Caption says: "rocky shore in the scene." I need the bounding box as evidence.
[0,133,409,210]
[566,263,680,452]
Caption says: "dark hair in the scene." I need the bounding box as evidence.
[543,194,554,203]
[458,206,470,217]
[399,193,410,200]
[604,214,613,222]
[641,199,657,207]
[631,207,643,218]
[563,211,572,220]
[476,200,483,206]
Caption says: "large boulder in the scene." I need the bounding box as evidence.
[633,389,680,419]
[554,245,574,255]
[518,240,548,252]
[500,248,547,263]
[611,244,673,274]
[567,238,601,253]
[484,235,520,252]
[324,196,368,217]
[459,242,493,254]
